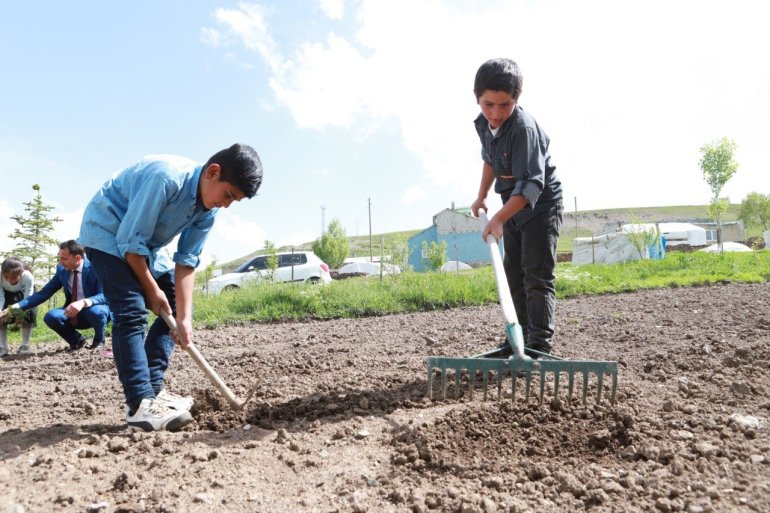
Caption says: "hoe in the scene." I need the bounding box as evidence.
[160,310,255,410]
[426,211,618,406]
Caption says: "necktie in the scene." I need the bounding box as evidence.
[70,270,79,327]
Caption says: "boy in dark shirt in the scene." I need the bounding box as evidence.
[470,58,564,357]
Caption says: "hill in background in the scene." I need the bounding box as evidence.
[219,204,747,271]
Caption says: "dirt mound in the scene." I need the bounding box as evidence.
[1,282,769,512]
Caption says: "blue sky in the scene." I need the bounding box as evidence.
[1,0,768,265]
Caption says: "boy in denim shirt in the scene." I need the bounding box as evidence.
[79,143,262,431]
[470,59,563,358]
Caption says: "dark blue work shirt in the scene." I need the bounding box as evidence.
[475,105,563,226]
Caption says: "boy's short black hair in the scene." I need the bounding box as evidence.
[474,58,523,100]
[204,143,263,198]
[60,240,85,257]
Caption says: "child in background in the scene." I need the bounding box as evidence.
[0,258,36,356]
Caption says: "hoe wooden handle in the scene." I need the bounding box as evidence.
[159,310,247,410]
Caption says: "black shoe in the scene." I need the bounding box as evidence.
[481,341,514,358]
[524,345,551,360]
[67,336,87,352]
[89,340,105,350]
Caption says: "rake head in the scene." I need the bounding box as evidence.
[426,353,618,406]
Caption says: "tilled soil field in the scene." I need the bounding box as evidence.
[1,282,769,513]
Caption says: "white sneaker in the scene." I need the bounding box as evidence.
[156,389,194,411]
[125,398,193,432]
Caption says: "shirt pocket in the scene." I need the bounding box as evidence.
[493,152,516,188]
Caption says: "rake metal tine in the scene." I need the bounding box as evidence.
[441,369,448,401]
[454,369,461,400]
[468,369,474,400]
[496,371,502,402]
[610,372,618,405]
[596,372,604,403]
[427,367,434,400]
[567,371,574,405]
[582,370,589,405]
[524,371,532,402]
[539,371,546,404]
[483,370,489,401]
[511,371,518,402]
[553,371,561,399]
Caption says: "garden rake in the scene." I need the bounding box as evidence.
[426,211,618,406]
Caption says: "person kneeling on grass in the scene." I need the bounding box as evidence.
[0,258,37,356]
[1,241,112,353]
[78,144,263,432]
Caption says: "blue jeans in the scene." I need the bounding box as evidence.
[44,304,111,346]
[86,248,176,408]
[502,201,563,353]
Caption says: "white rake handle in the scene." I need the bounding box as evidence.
[478,210,520,327]
[159,310,247,410]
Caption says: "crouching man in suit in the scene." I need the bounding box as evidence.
[0,240,111,351]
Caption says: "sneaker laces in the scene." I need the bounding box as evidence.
[143,399,173,417]
[160,390,188,401]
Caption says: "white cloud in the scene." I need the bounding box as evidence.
[319,0,344,20]
[401,186,426,205]
[207,0,770,211]
[270,33,371,129]
[276,231,318,249]
[202,210,267,265]
[54,208,85,243]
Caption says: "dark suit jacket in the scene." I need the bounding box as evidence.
[17,258,107,310]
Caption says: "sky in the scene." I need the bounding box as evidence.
[1,0,768,265]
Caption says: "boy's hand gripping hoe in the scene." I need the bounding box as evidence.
[426,211,618,406]
[160,310,255,411]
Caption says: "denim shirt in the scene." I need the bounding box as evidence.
[79,155,217,278]
[474,106,562,225]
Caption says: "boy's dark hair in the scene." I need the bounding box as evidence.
[203,143,263,198]
[1,257,25,275]
[60,240,85,257]
[474,58,523,100]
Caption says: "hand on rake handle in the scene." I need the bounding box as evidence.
[482,216,504,243]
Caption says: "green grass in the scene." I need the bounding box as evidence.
[7,249,769,347]
[556,250,770,296]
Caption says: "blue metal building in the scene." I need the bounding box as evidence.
[407,206,498,271]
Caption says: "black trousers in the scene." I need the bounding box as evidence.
[502,201,563,353]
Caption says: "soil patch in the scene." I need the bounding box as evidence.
[1,282,768,512]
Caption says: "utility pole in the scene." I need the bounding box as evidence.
[574,196,578,239]
[320,205,326,236]
[368,198,373,262]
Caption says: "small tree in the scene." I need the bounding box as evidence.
[311,218,348,269]
[699,137,739,251]
[263,240,278,281]
[384,233,411,272]
[624,224,659,259]
[738,192,770,233]
[422,240,447,271]
[8,184,62,276]
[202,255,218,294]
